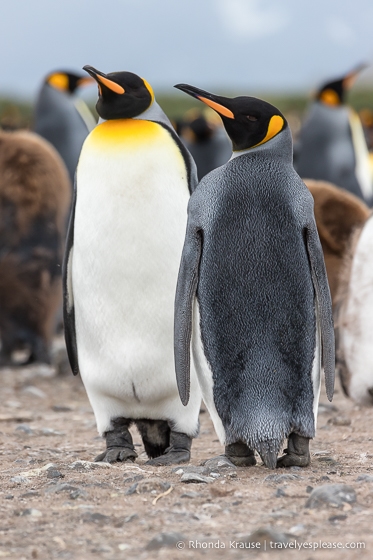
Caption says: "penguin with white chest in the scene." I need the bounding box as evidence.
[294,65,373,206]
[174,84,335,469]
[63,67,201,465]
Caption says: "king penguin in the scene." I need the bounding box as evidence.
[34,70,96,184]
[294,65,373,206]
[63,66,201,465]
[174,84,335,469]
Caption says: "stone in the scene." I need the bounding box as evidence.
[10,476,29,484]
[136,478,170,494]
[46,468,64,479]
[356,474,373,483]
[69,460,112,470]
[305,484,356,509]
[172,465,205,475]
[51,405,72,412]
[203,456,236,473]
[244,527,289,548]
[145,532,187,551]
[15,424,34,435]
[22,386,47,398]
[327,415,351,426]
[264,473,302,483]
[318,403,338,414]
[82,512,111,525]
[180,492,201,499]
[17,508,42,517]
[180,473,214,484]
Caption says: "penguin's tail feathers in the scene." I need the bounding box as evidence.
[256,439,283,469]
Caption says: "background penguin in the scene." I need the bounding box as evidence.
[174,84,335,469]
[63,66,201,465]
[0,130,71,365]
[34,70,96,185]
[180,110,232,180]
[335,215,373,406]
[305,179,369,307]
[294,65,373,206]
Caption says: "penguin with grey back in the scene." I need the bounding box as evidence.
[34,70,96,184]
[63,66,201,465]
[294,65,373,206]
[174,84,335,469]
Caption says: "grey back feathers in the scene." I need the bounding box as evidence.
[175,126,335,462]
[34,83,95,184]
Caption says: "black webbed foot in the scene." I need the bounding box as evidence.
[225,442,257,467]
[277,432,310,468]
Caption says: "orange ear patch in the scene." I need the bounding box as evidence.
[97,74,125,94]
[48,73,69,91]
[320,89,340,106]
[198,96,234,119]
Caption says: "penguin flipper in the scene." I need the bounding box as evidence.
[305,224,335,401]
[174,227,202,405]
[62,179,79,376]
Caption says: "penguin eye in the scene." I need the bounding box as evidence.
[246,115,257,122]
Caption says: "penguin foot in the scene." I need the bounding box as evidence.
[95,447,138,463]
[276,433,310,468]
[225,442,256,467]
[145,431,192,466]
[95,417,137,464]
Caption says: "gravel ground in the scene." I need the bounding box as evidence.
[0,345,372,560]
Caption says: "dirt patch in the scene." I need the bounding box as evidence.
[0,348,372,560]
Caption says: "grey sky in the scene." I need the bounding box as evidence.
[2,0,373,100]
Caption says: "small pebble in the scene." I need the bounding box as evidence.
[181,473,214,484]
[145,532,187,551]
[305,484,356,509]
[15,424,34,435]
[355,474,373,483]
[327,415,351,426]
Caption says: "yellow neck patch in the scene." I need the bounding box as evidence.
[252,115,284,148]
[86,119,164,150]
[142,78,155,105]
[48,73,69,91]
[319,89,340,106]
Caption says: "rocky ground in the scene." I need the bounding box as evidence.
[0,342,372,560]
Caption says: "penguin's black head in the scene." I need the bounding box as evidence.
[83,66,154,120]
[316,63,367,106]
[46,71,93,94]
[174,84,287,152]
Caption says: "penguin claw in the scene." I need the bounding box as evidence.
[94,447,138,464]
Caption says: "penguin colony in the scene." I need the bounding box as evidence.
[0,130,71,365]
[8,61,373,468]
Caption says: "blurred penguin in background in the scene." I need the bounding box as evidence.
[335,214,373,406]
[305,179,369,308]
[180,109,232,180]
[295,65,373,206]
[34,70,96,184]
[0,130,71,366]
